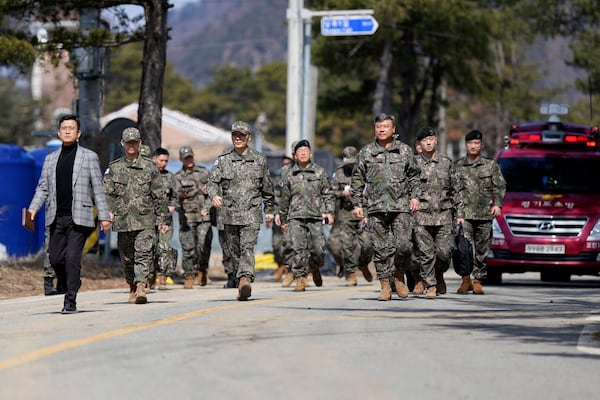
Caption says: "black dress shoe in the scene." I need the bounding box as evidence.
[61,305,77,314]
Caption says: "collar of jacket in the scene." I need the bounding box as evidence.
[419,151,440,163]
[227,148,258,162]
[369,139,401,156]
[291,162,316,175]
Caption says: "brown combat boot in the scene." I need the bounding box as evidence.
[237,277,252,301]
[310,267,323,287]
[358,263,373,282]
[135,282,147,304]
[377,279,392,301]
[197,270,208,286]
[273,264,286,281]
[148,272,157,290]
[435,270,447,294]
[294,276,307,292]
[128,284,137,304]
[457,276,473,294]
[425,286,437,299]
[183,275,194,289]
[472,279,485,295]
[393,270,409,298]
[412,276,425,295]
[346,272,358,286]
[281,268,294,287]
[158,275,167,290]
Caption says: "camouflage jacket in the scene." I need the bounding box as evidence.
[278,162,334,224]
[414,152,464,226]
[103,156,167,231]
[331,165,358,221]
[454,155,506,220]
[156,169,177,225]
[207,148,275,226]
[351,139,421,214]
[174,165,210,223]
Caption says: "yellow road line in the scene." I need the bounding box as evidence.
[0,287,359,372]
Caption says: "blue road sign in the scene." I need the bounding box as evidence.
[320,15,379,36]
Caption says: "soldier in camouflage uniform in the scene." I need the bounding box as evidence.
[330,146,373,286]
[174,146,213,289]
[152,147,177,290]
[351,113,421,301]
[207,121,275,301]
[270,154,294,281]
[103,127,168,304]
[277,140,335,291]
[454,129,505,294]
[413,127,464,299]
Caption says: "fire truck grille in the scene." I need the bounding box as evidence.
[505,215,587,237]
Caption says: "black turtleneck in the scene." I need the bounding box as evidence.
[56,144,77,216]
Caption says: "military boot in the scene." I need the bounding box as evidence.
[183,275,194,289]
[158,275,167,290]
[294,276,307,292]
[282,269,294,287]
[197,270,208,286]
[412,275,424,295]
[273,264,286,281]
[310,267,323,287]
[358,263,373,282]
[237,277,252,301]
[223,273,238,288]
[435,270,447,294]
[393,270,409,298]
[472,279,485,295]
[128,284,137,304]
[148,272,157,290]
[44,277,57,296]
[457,276,473,294]
[135,282,147,304]
[425,286,437,299]
[377,279,392,301]
[346,272,358,286]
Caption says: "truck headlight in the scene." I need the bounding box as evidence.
[492,218,504,239]
[587,220,600,241]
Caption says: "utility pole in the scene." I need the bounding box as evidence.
[286,0,303,154]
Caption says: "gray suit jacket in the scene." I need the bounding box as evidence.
[29,145,110,228]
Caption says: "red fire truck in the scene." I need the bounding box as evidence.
[487,104,600,283]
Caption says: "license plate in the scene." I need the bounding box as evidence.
[525,244,565,254]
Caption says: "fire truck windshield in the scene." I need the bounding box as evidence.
[498,157,600,194]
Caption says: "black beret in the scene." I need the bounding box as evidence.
[465,129,483,141]
[294,139,311,153]
[416,126,436,140]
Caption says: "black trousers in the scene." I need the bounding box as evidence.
[48,215,93,308]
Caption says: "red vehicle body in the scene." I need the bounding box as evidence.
[487,104,600,283]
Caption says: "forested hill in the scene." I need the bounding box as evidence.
[168,0,288,87]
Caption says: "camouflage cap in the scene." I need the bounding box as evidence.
[122,127,141,142]
[231,121,251,135]
[179,145,194,160]
[290,140,299,155]
[342,146,358,165]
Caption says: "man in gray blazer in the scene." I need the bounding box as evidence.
[29,114,111,314]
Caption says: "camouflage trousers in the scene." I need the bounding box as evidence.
[368,212,413,280]
[413,224,453,287]
[154,228,177,276]
[272,223,285,265]
[222,224,260,280]
[117,228,156,285]
[179,221,213,277]
[288,219,325,278]
[333,220,372,274]
[462,219,492,280]
[218,228,234,275]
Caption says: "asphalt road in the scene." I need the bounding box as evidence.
[0,272,598,400]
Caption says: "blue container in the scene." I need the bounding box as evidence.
[28,147,51,250]
[0,144,38,258]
